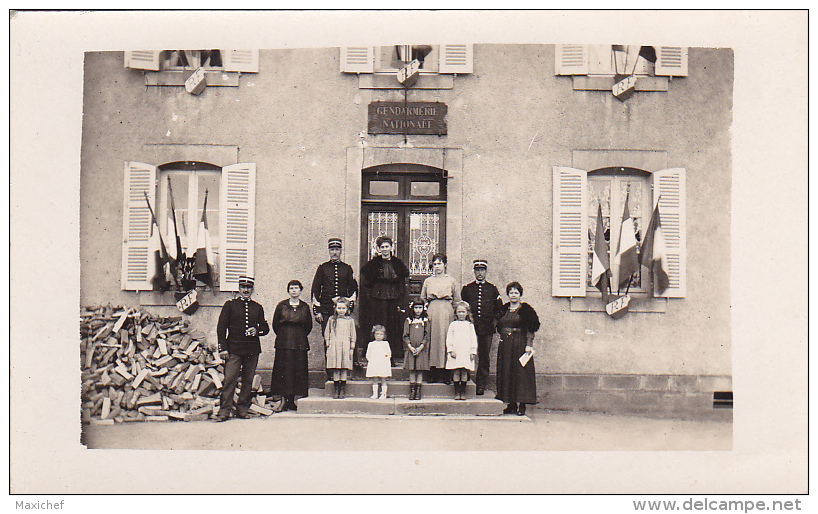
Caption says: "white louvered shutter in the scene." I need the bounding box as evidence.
[121,162,157,290]
[438,44,473,74]
[124,51,162,71]
[340,47,374,73]
[652,168,686,297]
[555,44,589,75]
[220,163,256,291]
[654,46,688,77]
[221,49,259,73]
[552,167,588,297]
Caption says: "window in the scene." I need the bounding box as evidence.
[552,166,686,299]
[556,45,688,77]
[341,45,473,75]
[121,161,256,292]
[124,50,259,87]
[587,169,650,293]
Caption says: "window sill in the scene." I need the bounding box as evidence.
[569,295,667,313]
[358,73,454,90]
[144,70,240,87]
[572,75,668,92]
[138,290,234,307]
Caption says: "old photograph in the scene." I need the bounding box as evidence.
[9,10,807,497]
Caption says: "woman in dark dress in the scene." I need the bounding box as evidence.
[495,281,540,416]
[270,279,313,411]
[360,236,410,364]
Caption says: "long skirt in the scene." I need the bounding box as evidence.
[270,348,309,397]
[427,298,454,369]
[495,330,537,404]
[368,298,404,361]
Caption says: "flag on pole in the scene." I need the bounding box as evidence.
[193,190,216,287]
[590,203,612,303]
[166,177,184,263]
[611,191,640,293]
[144,193,172,292]
[639,200,670,295]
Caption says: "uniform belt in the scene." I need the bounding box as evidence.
[501,328,522,333]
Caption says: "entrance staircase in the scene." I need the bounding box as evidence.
[295,367,505,416]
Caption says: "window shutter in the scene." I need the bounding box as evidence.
[555,44,589,75]
[121,162,157,290]
[220,163,256,292]
[340,47,374,73]
[652,168,686,298]
[124,51,162,71]
[654,46,688,77]
[552,166,588,297]
[438,44,474,74]
[221,49,259,73]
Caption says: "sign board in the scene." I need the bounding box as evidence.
[368,101,447,135]
[175,289,199,315]
[185,67,207,95]
[397,59,421,87]
[612,74,637,101]
[605,294,631,319]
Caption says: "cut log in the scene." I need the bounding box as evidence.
[131,368,150,388]
[249,403,273,416]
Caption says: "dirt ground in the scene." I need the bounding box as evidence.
[82,406,732,451]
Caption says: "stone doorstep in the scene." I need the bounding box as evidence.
[297,396,506,417]
[322,380,478,399]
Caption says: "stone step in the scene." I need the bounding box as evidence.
[297,388,505,416]
[322,380,481,399]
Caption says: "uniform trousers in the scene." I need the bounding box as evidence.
[475,333,494,389]
[220,353,259,416]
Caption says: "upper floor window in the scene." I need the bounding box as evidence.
[341,45,472,89]
[124,50,259,87]
[555,45,688,77]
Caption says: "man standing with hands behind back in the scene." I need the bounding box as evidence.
[312,238,358,372]
[460,260,503,395]
[215,275,270,421]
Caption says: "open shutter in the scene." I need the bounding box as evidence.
[340,47,374,73]
[552,167,588,297]
[555,44,589,75]
[438,44,473,74]
[654,46,688,77]
[124,51,162,71]
[653,168,686,297]
[221,49,259,73]
[121,162,157,290]
[220,163,256,291]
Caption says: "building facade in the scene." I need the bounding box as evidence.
[80,45,733,417]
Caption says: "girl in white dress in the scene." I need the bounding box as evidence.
[445,302,478,400]
[366,325,392,399]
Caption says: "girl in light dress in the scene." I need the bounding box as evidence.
[366,325,392,399]
[445,301,478,401]
[324,298,356,399]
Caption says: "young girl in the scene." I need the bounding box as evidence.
[403,300,430,400]
[366,325,392,399]
[445,301,478,400]
[324,298,357,399]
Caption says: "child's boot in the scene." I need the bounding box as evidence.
[416,383,422,400]
[379,383,388,400]
[340,381,346,399]
[371,383,379,399]
[410,383,418,400]
[333,381,340,399]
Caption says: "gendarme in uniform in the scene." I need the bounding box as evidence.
[311,237,358,332]
[216,275,270,420]
[460,259,503,395]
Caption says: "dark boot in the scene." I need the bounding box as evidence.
[452,381,459,400]
[340,381,346,399]
[412,384,419,400]
[503,402,517,414]
[415,383,422,400]
[517,403,527,416]
[333,381,340,399]
[461,381,468,400]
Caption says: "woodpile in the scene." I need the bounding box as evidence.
[81,304,280,424]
